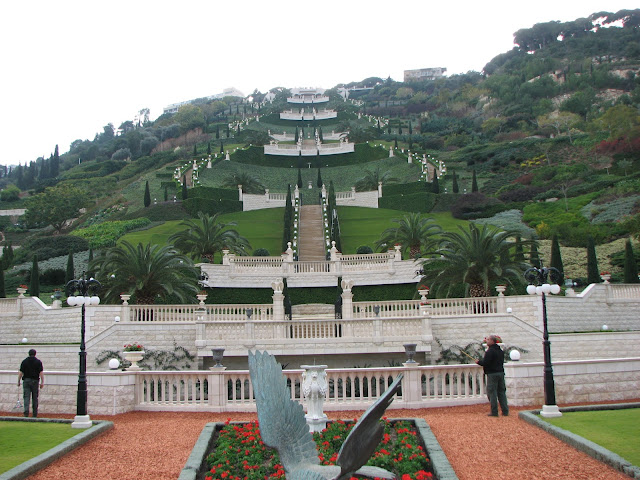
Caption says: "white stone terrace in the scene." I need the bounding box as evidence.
[270,130,346,142]
[199,245,413,287]
[264,141,354,156]
[287,94,329,104]
[280,108,337,121]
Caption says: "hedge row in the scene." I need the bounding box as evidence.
[123,203,190,222]
[70,218,152,248]
[382,182,427,196]
[182,197,242,217]
[379,192,438,213]
[189,186,238,201]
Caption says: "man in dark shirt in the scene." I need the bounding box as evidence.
[476,335,509,417]
[18,349,44,417]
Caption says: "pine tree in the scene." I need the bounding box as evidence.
[0,268,5,298]
[624,238,639,283]
[471,169,479,192]
[431,175,440,194]
[550,235,564,280]
[65,250,75,285]
[51,144,60,177]
[30,255,40,297]
[182,175,188,200]
[586,236,600,284]
[530,242,541,268]
[452,170,459,193]
[297,168,303,188]
[317,168,323,188]
[144,180,151,208]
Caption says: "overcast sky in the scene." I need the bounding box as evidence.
[1,0,636,165]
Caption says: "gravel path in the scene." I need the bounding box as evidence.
[1,403,634,480]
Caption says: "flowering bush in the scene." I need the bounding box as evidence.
[123,344,144,352]
[19,285,27,289]
[204,419,432,480]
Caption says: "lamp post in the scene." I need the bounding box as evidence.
[66,272,101,428]
[524,266,562,418]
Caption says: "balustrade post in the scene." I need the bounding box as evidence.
[341,279,353,320]
[401,363,423,407]
[207,371,227,411]
[272,279,285,321]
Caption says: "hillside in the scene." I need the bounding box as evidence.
[0,8,639,297]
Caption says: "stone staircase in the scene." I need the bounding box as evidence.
[298,205,326,261]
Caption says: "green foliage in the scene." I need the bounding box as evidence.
[378,192,437,213]
[204,287,275,304]
[586,236,600,284]
[65,250,74,285]
[0,269,5,298]
[356,245,373,254]
[375,212,442,258]
[70,218,152,249]
[182,197,242,217]
[13,235,89,265]
[143,180,151,208]
[0,184,20,202]
[189,186,239,201]
[352,283,418,301]
[624,238,639,283]
[30,255,40,297]
[550,235,564,278]
[23,184,89,232]
[472,209,537,239]
[123,203,190,222]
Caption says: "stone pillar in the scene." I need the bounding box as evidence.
[207,371,228,411]
[341,279,353,320]
[222,250,230,265]
[401,363,423,408]
[330,241,339,261]
[301,365,329,432]
[238,185,243,201]
[265,189,270,202]
[389,147,394,158]
[294,185,299,200]
[225,151,230,161]
[378,181,383,197]
[407,153,412,164]
[496,285,506,312]
[272,279,285,321]
[321,184,327,198]
[394,244,402,261]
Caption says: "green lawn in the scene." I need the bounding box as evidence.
[544,409,640,466]
[338,207,469,254]
[0,421,83,473]
[119,208,284,258]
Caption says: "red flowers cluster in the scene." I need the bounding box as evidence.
[204,419,433,480]
[123,343,143,351]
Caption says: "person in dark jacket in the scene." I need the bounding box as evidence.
[476,335,509,417]
[18,349,44,417]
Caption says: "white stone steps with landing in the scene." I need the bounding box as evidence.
[298,205,326,261]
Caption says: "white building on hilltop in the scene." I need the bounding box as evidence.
[163,87,245,114]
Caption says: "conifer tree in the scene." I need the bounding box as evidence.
[409,121,412,135]
[317,168,323,188]
[193,144,197,155]
[514,236,525,261]
[226,125,230,138]
[471,169,479,192]
[216,125,220,139]
[431,175,440,194]
[51,144,60,177]
[394,138,398,149]
[624,238,639,283]
[530,242,541,268]
[164,186,168,202]
[283,184,292,252]
[207,142,211,155]
[586,236,600,284]
[398,125,403,135]
[387,124,391,135]
[452,170,459,193]
[182,175,188,200]
[550,235,564,280]
[220,142,224,154]
[0,268,5,298]
[297,168,303,188]
[87,248,94,279]
[30,255,40,297]
[65,250,74,285]
[377,119,381,134]
[294,127,299,143]
[144,180,151,208]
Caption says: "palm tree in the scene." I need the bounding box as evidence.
[422,223,529,297]
[375,213,441,258]
[169,212,251,263]
[355,167,398,192]
[221,171,265,194]
[89,241,200,304]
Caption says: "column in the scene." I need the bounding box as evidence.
[341,279,353,320]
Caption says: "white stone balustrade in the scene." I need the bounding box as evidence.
[263,142,354,156]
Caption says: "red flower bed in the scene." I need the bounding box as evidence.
[204,418,433,480]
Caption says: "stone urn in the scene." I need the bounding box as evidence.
[120,294,131,305]
[197,294,207,306]
[211,348,225,368]
[124,351,145,371]
[600,273,611,284]
[403,343,418,364]
[17,287,27,298]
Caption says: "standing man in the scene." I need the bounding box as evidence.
[476,335,509,417]
[18,349,44,418]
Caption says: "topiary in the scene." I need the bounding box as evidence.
[356,245,374,254]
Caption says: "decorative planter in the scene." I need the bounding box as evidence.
[124,351,145,370]
[211,348,225,369]
[120,294,131,306]
[197,294,207,306]
[495,285,506,297]
[17,288,27,298]
[600,274,611,284]
[403,344,418,364]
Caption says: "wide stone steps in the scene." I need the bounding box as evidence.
[298,205,326,261]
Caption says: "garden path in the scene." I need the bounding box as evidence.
[2,400,636,480]
[298,205,326,261]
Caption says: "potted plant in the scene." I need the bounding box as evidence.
[123,343,145,370]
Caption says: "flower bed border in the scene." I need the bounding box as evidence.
[178,418,458,480]
[519,402,640,479]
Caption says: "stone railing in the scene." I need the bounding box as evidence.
[608,284,640,300]
[128,304,273,322]
[287,95,329,103]
[134,363,487,412]
[280,110,337,121]
[0,298,18,314]
[263,142,354,156]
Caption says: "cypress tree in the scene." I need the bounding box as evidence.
[394,138,398,149]
[297,168,303,188]
[550,235,564,281]
[283,184,292,252]
[0,268,5,298]
[226,125,230,138]
[409,121,412,135]
[164,186,168,202]
[294,128,299,143]
[398,125,403,135]
[207,142,211,155]
[452,170,459,193]
[530,242,541,268]
[586,236,600,284]
[144,180,151,208]
[377,119,381,134]
[182,175,188,200]
[30,255,40,297]
[216,125,220,139]
[65,250,74,285]
[387,124,391,135]
[514,236,525,261]
[317,168,323,188]
[193,144,197,155]
[471,169,479,192]
[220,142,224,154]
[51,144,60,177]
[87,248,94,279]
[431,175,440,194]
[624,238,639,283]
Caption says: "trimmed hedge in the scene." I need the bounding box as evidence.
[189,186,238,201]
[204,288,275,304]
[70,218,152,248]
[13,235,89,264]
[232,144,387,168]
[379,192,438,213]
[124,203,191,222]
[353,283,418,301]
[182,197,242,217]
[382,182,428,196]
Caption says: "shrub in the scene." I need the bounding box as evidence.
[356,245,374,254]
[451,193,502,219]
[379,192,437,213]
[124,203,190,222]
[40,268,66,285]
[498,185,546,202]
[0,184,20,202]
[472,209,537,238]
[70,218,152,248]
[182,197,242,217]
[252,248,270,256]
[14,235,89,264]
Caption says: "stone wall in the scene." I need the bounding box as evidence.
[505,357,640,406]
